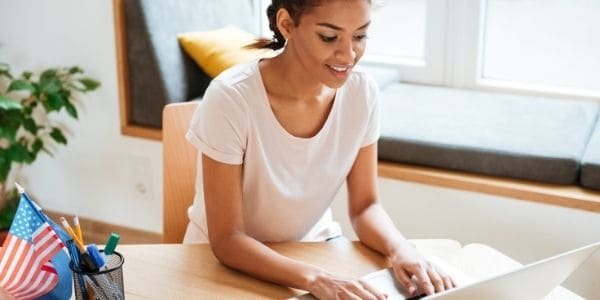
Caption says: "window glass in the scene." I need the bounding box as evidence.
[482,0,600,91]
[367,0,426,60]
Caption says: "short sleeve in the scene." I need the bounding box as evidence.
[186,80,247,165]
[360,75,381,147]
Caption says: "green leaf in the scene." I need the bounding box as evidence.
[39,69,61,94]
[0,70,12,79]
[0,150,10,183]
[23,104,33,115]
[40,69,57,80]
[23,118,38,134]
[28,138,44,163]
[0,95,22,110]
[78,78,100,91]
[46,93,66,111]
[7,79,35,93]
[64,100,78,119]
[32,138,43,153]
[39,76,61,94]
[22,71,32,80]
[0,117,18,142]
[69,66,83,74]
[50,127,67,145]
[31,82,41,98]
[7,143,30,163]
[0,192,19,230]
[0,63,12,80]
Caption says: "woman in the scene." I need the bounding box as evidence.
[184,0,454,298]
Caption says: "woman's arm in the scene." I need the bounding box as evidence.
[202,154,385,300]
[346,143,454,296]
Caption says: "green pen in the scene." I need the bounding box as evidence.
[104,232,120,256]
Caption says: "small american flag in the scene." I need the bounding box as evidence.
[0,196,65,299]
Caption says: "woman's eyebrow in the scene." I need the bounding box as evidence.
[316,21,371,31]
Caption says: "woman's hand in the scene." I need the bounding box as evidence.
[389,241,455,297]
[308,272,388,300]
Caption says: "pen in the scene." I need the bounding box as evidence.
[73,215,84,244]
[67,240,88,299]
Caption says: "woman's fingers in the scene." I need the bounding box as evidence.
[426,265,445,293]
[435,266,455,290]
[310,274,387,300]
[337,280,386,300]
[358,279,388,300]
[393,267,417,295]
[399,262,450,295]
[411,265,435,295]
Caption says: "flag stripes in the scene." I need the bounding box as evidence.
[0,221,64,299]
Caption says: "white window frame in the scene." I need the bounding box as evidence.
[361,0,448,85]
[256,0,600,101]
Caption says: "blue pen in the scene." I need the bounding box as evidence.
[67,240,88,298]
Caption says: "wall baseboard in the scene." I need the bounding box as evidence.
[46,210,162,245]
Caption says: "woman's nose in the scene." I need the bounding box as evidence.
[335,38,356,63]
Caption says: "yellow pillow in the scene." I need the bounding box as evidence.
[178,26,276,77]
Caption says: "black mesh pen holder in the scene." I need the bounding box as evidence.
[70,251,125,300]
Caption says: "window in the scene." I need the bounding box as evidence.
[480,0,600,97]
[258,0,600,100]
[366,0,426,63]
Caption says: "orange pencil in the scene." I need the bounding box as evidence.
[73,215,84,244]
[60,217,85,252]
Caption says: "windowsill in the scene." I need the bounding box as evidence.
[378,161,600,213]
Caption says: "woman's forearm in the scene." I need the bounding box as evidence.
[211,232,326,291]
[351,202,408,257]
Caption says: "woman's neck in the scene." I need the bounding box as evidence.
[260,51,332,103]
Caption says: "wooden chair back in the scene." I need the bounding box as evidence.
[162,102,199,243]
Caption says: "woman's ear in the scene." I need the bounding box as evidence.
[276,8,295,41]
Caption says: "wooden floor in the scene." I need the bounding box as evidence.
[46,211,163,245]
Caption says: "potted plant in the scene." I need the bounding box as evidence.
[0,62,100,236]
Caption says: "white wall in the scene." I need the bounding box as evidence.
[0,0,163,232]
[1,0,597,298]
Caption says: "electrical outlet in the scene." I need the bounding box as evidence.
[128,154,153,202]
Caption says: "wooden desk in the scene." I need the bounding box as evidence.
[119,239,581,299]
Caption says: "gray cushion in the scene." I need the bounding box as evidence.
[378,83,599,184]
[581,117,600,189]
[124,0,259,128]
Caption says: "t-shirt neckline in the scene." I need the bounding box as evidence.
[254,60,342,143]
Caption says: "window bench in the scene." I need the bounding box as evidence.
[375,82,600,213]
[115,0,599,213]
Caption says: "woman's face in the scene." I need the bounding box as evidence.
[285,0,371,88]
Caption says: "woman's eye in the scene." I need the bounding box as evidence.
[354,34,368,41]
[318,34,337,43]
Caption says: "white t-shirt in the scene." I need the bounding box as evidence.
[184,60,380,243]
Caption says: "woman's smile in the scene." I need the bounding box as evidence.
[325,63,352,78]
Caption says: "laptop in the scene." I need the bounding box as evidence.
[362,241,600,300]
